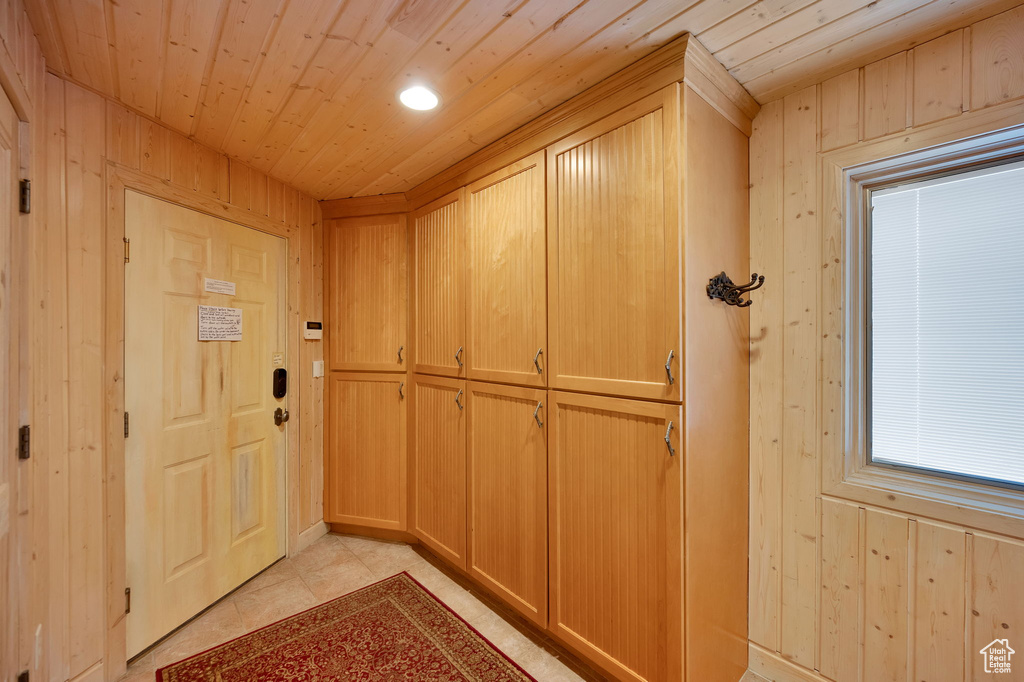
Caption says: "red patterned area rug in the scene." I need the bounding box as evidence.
[156,573,536,681]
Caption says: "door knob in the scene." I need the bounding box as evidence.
[274,408,290,426]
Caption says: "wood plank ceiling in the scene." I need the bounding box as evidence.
[23,0,1020,200]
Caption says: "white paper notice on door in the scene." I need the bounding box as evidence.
[198,305,243,341]
[204,278,237,295]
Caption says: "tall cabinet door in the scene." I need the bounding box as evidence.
[412,374,467,568]
[547,92,681,402]
[326,215,408,371]
[413,192,465,377]
[325,373,407,530]
[466,152,547,387]
[467,382,547,627]
[548,391,681,682]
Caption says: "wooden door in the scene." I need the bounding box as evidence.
[465,152,547,387]
[325,372,407,530]
[411,374,466,569]
[124,191,287,657]
[547,93,681,402]
[413,191,464,378]
[548,391,681,682]
[326,215,408,371]
[0,84,23,682]
[467,382,547,626]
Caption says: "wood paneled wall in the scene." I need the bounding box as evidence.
[748,5,1024,681]
[0,1,48,681]
[27,65,325,682]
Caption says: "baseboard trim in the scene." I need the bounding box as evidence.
[293,521,329,553]
[328,522,418,544]
[748,643,836,682]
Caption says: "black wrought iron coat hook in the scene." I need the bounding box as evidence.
[707,271,765,307]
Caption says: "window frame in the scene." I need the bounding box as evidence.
[865,157,1024,492]
[821,114,1024,539]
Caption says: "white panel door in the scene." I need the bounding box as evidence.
[125,190,287,656]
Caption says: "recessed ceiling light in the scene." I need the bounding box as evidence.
[398,85,440,111]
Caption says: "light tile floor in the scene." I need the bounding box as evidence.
[121,533,586,682]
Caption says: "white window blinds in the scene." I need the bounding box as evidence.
[870,159,1024,486]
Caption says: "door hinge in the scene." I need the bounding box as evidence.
[17,670,29,682]
[18,425,30,460]
[19,178,30,214]
[123,237,130,264]
[125,587,131,614]
[124,412,129,438]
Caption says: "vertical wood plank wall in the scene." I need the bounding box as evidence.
[0,4,326,673]
[0,2,49,680]
[748,6,1024,681]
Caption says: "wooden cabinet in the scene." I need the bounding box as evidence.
[548,390,681,681]
[465,152,547,387]
[547,93,681,403]
[412,191,465,377]
[411,374,467,568]
[325,373,407,530]
[326,215,408,371]
[466,382,547,627]
[326,38,756,682]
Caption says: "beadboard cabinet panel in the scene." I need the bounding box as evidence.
[413,192,465,378]
[411,374,467,569]
[326,216,408,372]
[466,382,548,627]
[547,94,681,403]
[548,391,682,682]
[325,373,407,530]
[465,152,547,387]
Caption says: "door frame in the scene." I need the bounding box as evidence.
[0,71,31,682]
[104,163,306,673]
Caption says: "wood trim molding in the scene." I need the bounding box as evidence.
[399,33,758,211]
[0,40,32,119]
[748,643,835,682]
[321,192,410,220]
[329,524,418,544]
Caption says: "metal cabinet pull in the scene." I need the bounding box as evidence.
[533,401,543,428]
[455,346,464,368]
[664,421,675,456]
[665,350,675,385]
[398,346,404,363]
[399,382,405,399]
[455,389,464,410]
[533,348,543,374]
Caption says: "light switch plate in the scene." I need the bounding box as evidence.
[312,360,324,378]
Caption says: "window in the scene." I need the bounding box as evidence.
[869,159,1024,487]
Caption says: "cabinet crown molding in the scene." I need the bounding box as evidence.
[320,33,758,218]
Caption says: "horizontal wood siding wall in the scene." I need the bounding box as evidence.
[749,6,1024,681]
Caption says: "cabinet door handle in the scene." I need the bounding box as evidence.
[455,346,464,368]
[399,382,405,399]
[533,401,543,428]
[398,345,404,363]
[455,389,464,410]
[533,348,543,374]
[665,350,675,385]
[664,421,675,457]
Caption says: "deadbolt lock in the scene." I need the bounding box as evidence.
[274,408,290,426]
